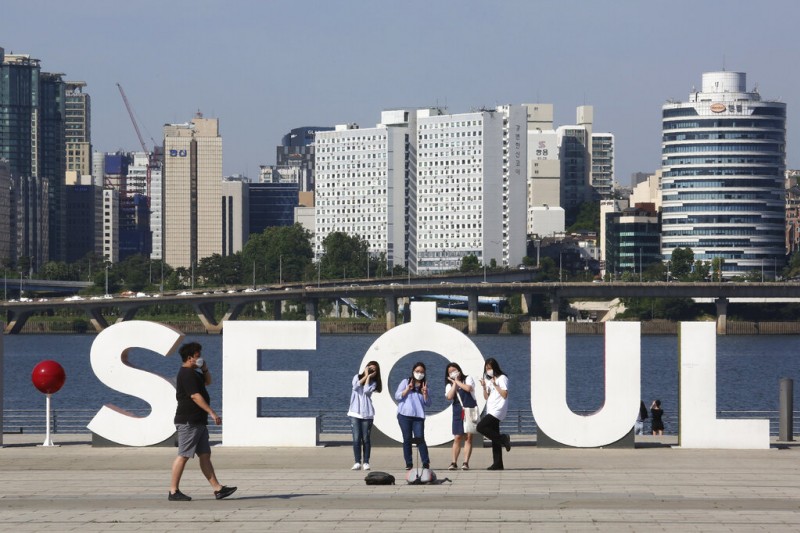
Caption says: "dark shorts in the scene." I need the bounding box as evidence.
[176,423,211,458]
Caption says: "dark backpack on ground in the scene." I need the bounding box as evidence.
[364,471,395,485]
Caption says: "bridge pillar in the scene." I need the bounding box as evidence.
[521,293,534,315]
[193,302,223,334]
[715,297,728,335]
[468,293,479,335]
[549,292,560,321]
[3,309,34,334]
[273,300,282,320]
[385,296,397,330]
[401,297,411,323]
[305,299,318,321]
[86,307,110,332]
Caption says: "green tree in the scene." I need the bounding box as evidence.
[711,257,725,282]
[197,253,243,286]
[318,232,370,280]
[460,254,481,272]
[690,260,711,282]
[669,248,694,280]
[242,224,314,284]
[566,201,600,233]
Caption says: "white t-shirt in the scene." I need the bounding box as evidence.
[445,375,477,404]
[485,374,509,420]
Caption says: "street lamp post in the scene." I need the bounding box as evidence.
[279,255,283,285]
[317,261,321,288]
[160,260,164,293]
[105,264,109,295]
[559,253,563,282]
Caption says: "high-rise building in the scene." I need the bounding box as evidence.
[315,106,529,274]
[414,105,527,273]
[661,71,787,278]
[0,48,67,266]
[591,133,614,198]
[102,188,119,263]
[277,126,332,191]
[248,182,298,236]
[65,183,101,263]
[314,113,413,268]
[0,160,11,264]
[64,81,91,179]
[162,116,222,269]
[150,162,163,260]
[221,176,248,256]
[604,204,661,277]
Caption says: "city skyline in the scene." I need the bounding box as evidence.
[2,0,798,183]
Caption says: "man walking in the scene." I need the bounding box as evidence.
[169,342,237,501]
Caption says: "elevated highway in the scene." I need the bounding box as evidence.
[2,281,798,335]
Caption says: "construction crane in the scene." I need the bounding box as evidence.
[116,83,158,200]
[116,83,149,154]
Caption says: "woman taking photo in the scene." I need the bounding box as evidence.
[347,361,382,471]
[477,357,511,470]
[445,362,477,470]
[395,361,432,470]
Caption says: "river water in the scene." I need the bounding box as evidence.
[3,332,799,434]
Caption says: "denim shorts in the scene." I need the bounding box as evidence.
[176,423,211,458]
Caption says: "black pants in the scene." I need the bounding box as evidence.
[477,414,503,468]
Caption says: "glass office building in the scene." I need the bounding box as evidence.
[661,71,786,278]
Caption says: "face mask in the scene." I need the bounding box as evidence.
[449,371,459,380]
[195,357,205,368]
[485,369,494,378]
[414,372,425,381]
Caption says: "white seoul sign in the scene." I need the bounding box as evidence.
[86,302,769,449]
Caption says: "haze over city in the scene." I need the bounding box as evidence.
[3,0,798,183]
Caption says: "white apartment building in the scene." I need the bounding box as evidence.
[150,164,163,260]
[102,188,119,263]
[591,132,614,198]
[314,111,415,267]
[315,106,529,275]
[162,117,223,269]
[413,106,527,273]
[527,104,562,235]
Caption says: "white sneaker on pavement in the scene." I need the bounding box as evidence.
[351,462,361,470]
[362,463,370,471]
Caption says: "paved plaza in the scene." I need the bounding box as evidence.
[1,433,799,531]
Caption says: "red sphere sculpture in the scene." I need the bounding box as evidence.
[31,360,66,394]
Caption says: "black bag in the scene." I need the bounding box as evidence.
[364,471,395,485]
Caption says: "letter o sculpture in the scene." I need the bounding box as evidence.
[360,302,486,446]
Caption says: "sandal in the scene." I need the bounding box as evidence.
[461,462,470,470]
[448,462,458,470]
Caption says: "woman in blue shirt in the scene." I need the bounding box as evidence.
[395,361,432,470]
[347,361,382,471]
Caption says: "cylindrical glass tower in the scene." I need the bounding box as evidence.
[661,72,787,278]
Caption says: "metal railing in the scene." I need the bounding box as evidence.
[3,408,798,437]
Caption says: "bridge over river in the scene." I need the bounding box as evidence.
[3,279,799,335]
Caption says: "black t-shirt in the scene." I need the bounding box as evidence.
[174,366,210,425]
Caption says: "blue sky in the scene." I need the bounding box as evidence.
[2,0,798,183]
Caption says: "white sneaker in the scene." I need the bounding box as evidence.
[351,462,361,470]
[362,463,370,471]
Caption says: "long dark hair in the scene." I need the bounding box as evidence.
[358,360,382,393]
[444,362,465,385]
[485,357,505,377]
[409,361,427,388]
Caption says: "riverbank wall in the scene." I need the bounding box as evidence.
[11,317,800,335]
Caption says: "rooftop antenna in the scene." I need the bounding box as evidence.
[722,53,726,71]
